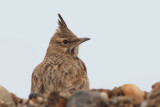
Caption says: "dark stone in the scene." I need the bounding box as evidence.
[67,90,108,107]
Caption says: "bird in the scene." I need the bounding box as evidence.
[31,14,90,98]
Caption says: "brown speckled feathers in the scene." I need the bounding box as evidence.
[31,14,90,97]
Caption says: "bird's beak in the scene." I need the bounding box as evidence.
[78,38,90,44]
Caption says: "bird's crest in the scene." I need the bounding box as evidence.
[55,13,76,38]
[58,13,67,28]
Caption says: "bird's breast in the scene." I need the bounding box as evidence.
[42,55,86,86]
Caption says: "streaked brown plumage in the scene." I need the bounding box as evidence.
[31,14,90,97]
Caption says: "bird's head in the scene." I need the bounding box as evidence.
[46,14,90,57]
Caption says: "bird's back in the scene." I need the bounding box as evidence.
[31,54,89,97]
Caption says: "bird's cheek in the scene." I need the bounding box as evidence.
[62,47,68,52]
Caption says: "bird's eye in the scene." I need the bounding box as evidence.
[63,40,69,44]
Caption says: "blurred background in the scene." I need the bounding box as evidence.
[0,0,160,98]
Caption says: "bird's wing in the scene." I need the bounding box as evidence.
[57,58,89,94]
[73,58,89,89]
[31,55,64,94]
[31,63,45,94]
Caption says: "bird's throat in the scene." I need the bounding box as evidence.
[45,46,79,57]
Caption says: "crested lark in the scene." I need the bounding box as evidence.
[31,14,90,97]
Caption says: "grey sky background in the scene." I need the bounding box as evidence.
[0,0,160,98]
